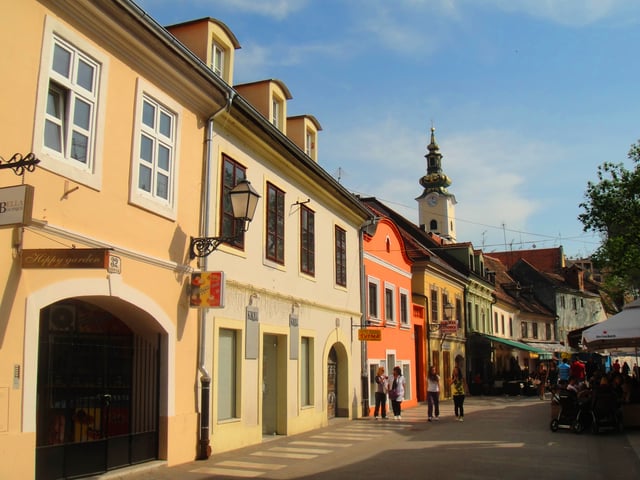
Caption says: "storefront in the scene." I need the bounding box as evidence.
[468,333,545,394]
[35,299,160,479]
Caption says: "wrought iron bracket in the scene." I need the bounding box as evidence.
[0,152,40,176]
[190,235,236,259]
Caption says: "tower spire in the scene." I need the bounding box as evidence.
[419,126,451,194]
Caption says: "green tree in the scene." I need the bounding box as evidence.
[578,140,640,303]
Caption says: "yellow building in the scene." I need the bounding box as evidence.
[0,1,370,478]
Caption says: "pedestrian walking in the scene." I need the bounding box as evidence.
[535,363,548,400]
[373,366,388,419]
[558,357,571,385]
[427,366,440,421]
[389,366,405,420]
[547,362,559,388]
[449,366,468,421]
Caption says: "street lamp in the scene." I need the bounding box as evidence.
[444,302,454,321]
[189,179,260,259]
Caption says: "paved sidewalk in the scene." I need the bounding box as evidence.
[93,396,640,479]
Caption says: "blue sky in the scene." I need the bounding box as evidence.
[135,0,640,258]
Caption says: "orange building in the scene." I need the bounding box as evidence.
[361,205,425,415]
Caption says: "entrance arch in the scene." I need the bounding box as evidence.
[23,278,174,479]
[36,299,161,478]
[326,343,349,419]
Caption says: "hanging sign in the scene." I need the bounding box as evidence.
[21,248,110,269]
[189,271,225,308]
[0,184,34,227]
[440,321,459,334]
[358,328,382,341]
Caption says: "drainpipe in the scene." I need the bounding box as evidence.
[358,226,369,417]
[197,90,236,460]
[358,217,378,417]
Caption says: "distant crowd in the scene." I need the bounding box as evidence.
[535,356,640,404]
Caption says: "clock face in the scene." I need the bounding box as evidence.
[427,194,438,206]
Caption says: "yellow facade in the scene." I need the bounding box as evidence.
[411,263,467,399]
[0,1,369,478]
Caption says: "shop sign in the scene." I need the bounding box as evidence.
[358,328,382,341]
[0,184,34,227]
[189,271,225,308]
[22,248,111,269]
[440,321,458,334]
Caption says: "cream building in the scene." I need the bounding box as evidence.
[0,1,370,479]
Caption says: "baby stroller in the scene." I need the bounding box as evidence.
[550,388,590,433]
[590,389,623,434]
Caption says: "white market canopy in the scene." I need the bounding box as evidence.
[582,298,640,351]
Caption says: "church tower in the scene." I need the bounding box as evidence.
[416,127,457,242]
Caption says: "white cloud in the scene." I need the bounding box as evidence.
[477,0,639,27]
[193,0,309,19]
[325,119,570,251]
[233,40,354,82]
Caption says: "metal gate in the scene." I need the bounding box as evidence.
[35,301,160,479]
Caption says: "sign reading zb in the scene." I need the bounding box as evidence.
[358,329,382,341]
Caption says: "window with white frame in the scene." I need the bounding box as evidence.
[368,360,387,406]
[402,363,412,401]
[300,337,313,406]
[368,278,380,320]
[532,322,538,339]
[305,129,316,159]
[211,41,225,77]
[521,322,528,339]
[129,80,181,218]
[137,96,175,201]
[218,328,239,420]
[384,283,396,323]
[44,36,98,167]
[494,312,499,333]
[399,289,409,326]
[386,353,396,376]
[430,288,439,323]
[34,18,108,190]
[272,96,283,130]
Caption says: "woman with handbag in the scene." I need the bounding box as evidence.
[389,366,405,420]
[373,366,388,419]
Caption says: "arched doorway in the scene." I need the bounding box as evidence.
[327,343,349,419]
[327,347,337,419]
[35,299,160,480]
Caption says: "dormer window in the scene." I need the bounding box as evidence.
[166,19,240,85]
[288,115,321,162]
[211,41,225,77]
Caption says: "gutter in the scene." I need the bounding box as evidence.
[197,90,236,460]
